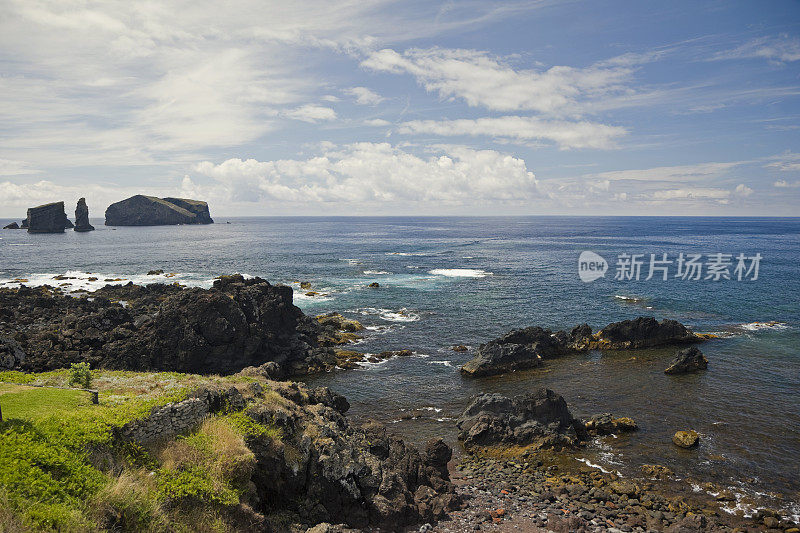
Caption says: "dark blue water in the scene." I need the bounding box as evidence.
[1,216,799,516]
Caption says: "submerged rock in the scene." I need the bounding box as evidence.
[582,413,638,436]
[596,316,701,349]
[73,197,95,232]
[104,195,213,226]
[664,346,708,374]
[25,201,72,233]
[456,389,583,450]
[672,430,700,448]
[2,222,19,229]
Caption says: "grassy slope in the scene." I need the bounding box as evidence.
[0,370,277,533]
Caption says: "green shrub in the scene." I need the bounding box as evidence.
[68,362,92,390]
[156,467,238,506]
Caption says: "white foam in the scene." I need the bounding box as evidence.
[355,307,421,322]
[614,295,645,302]
[0,270,260,294]
[428,268,492,278]
[386,252,430,256]
[575,458,613,474]
[739,321,790,331]
[363,270,391,275]
[428,360,454,368]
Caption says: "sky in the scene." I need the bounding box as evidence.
[1,0,799,217]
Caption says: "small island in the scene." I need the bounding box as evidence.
[105,195,213,226]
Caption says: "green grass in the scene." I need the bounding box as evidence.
[0,368,272,532]
[0,384,93,421]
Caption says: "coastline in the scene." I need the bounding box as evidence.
[1,275,798,531]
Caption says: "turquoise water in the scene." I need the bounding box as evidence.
[1,216,798,515]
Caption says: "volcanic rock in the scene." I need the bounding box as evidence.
[0,275,342,376]
[2,222,19,229]
[456,389,583,450]
[104,195,213,226]
[25,201,72,233]
[596,316,700,349]
[73,197,95,232]
[664,346,708,374]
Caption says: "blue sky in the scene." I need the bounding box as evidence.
[1,0,799,216]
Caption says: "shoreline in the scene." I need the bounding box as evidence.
[1,276,798,532]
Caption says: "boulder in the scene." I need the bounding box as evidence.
[664,346,708,374]
[452,345,468,352]
[596,316,700,349]
[672,430,699,448]
[0,334,26,369]
[104,195,213,226]
[368,282,380,288]
[25,201,72,233]
[2,222,19,229]
[73,197,95,232]
[456,389,583,450]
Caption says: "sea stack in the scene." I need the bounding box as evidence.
[73,198,95,232]
[105,195,214,226]
[25,201,72,233]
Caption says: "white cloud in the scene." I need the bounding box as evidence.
[345,86,386,105]
[398,116,626,149]
[774,180,800,188]
[284,105,338,123]
[361,47,635,116]
[765,152,800,172]
[713,34,800,63]
[650,188,731,201]
[734,183,753,197]
[192,142,539,205]
[0,158,41,176]
[364,118,391,126]
[587,161,744,183]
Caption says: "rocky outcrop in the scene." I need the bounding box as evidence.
[104,195,213,226]
[461,317,705,377]
[113,380,459,530]
[0,275,346,376]
[73,197,95,232]
[664,346,708,374]
[3,222,19,229]
[460,326,585,377]
[162,197,214,224]
[456,389,584,450]
[596,316,701,349]
[242,380,460,529]
[25,201,72,233]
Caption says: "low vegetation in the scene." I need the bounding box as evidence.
[0,369,278,532]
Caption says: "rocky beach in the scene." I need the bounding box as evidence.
[2,272,798,532]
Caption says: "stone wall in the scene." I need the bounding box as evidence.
[119,387,244,445]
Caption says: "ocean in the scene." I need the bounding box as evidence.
[1,216,798,517]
